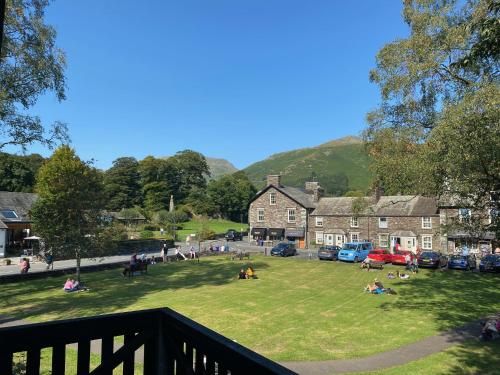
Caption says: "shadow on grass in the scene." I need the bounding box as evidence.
[379,269,500,330]
[0,258,269,321]
[446,339,500,375]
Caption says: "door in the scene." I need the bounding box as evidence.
[324,234,334,246]
[335,235,344,247]
[403,237,416,252]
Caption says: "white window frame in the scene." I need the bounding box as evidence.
[379,217,388,229]
[287,208,296,223]
[315,217,323,227]
[422,217,432,229]
[257,209,264,222]
[350,232,359,242]
[269,192,276,205]
[350,217,358,228]
[379,234,389,248]
[422,235,433,250]
[315,232,324,244]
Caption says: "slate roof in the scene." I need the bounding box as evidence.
[0,191,38,222]
[251,184,317,209]
[311,195,438,216]
[106,211,147,221]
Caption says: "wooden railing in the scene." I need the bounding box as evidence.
[0,308,296,375]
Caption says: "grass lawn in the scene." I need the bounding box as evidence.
[354,339,500,375]
[152,218,247,241]
[1,256,499,363]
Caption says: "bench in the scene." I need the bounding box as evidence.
[122,261,148,277]
[230,252,251,261]
[360,260,384,270]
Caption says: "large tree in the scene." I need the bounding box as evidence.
[31,146,105,281]
[171,150,210,201]
[365,0,499,236]
[103,157,142,210]
[0,152,44,191]
[1,0,69,151]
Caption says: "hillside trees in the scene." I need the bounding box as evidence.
[365,0,499,235]
[1,0,69,151]
[31,146,106,281]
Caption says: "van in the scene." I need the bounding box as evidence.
[337,242,373,262]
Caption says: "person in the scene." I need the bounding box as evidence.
[374,278,384,289]
[397,270,410,279]
[494,247,500,255]
[150,255,156,264]
[412,256,419,274]
[19,258,30,274]
[246,266,257,279]
[387,272,396,279]
[160,247,166,262]
[209,245,214,253]
[395,242,401,252]
[238,269,248,279]
[361,257,372,270]
[139,253,147,262]
[45,253,54,270]
[404,253,411,271]
[189,247,195,259]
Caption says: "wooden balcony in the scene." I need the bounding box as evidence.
[0,307,296,375]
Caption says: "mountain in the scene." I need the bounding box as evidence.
[242,136,372,196]
[205,157,238,180]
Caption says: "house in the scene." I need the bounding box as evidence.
[248,175,323,248]
[0,191,38,257]
[309,193,440,252]
[102,210,147,226]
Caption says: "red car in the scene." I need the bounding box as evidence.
[391,250,415,265]
[367,249,393,263]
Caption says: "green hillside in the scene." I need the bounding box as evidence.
[205,157,238,180]
[243,137,372,196]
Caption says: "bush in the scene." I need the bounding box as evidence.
[143,224,160,231]
[139,230,154,239]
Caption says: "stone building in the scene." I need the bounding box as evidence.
[309,194,440,252]
[248,175,323,248]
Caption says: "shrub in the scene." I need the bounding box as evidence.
[143,224,160,231]
[139,230,154,239]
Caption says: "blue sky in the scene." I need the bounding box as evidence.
[25,0,407,170]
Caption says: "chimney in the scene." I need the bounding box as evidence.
[313,186,324,202]
[374,186,384,202]
[305,181,324,202]
[267,175,281,187]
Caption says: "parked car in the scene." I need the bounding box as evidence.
[270,242,297,257]
[417,251,448,268]
[479,254,500,273]
[366,249,393,263]
[224,229,243,241]
[338,242,373,262]
[448,254,476,271]
[317,245,341,261]
[391,250,415,266]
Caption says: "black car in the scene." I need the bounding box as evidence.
[224,229,243,241]
[270,242,297,257]
[417,251,448,268]
[479,254,500,273]
[318,245,341,261]
[448,254,477,271]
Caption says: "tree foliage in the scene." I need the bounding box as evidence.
[0,152,44,191]
[365,0,499,235]
[31,146,105,280]
[103,157,142,210]
[1,0,69,151]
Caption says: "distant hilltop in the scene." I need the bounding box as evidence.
[205,157,238,180]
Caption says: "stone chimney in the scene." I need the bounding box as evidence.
[374,186,384,202]
[305,181,324,202]
[267,175,281,187]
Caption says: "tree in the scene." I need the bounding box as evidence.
[103,157,142,210]
[171,150,210,201]
[365,0,499,236]
[0,152,44,192]
[31,146,105,281]
[1,0,69,151]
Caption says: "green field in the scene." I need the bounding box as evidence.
[151,218,247,241]
[1,256,499,369]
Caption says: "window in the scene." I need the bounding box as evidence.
[422,217,432,229]
[422,235,432,250]
[459,208,471,221]
[315,232,324,244]
[0,210,18,219]
[287,209,296,223]
[257,209,264,222]
[350,217,358,228]
[269,193,276,205]
[379,234,389,248]
[315,217,323,227]
[379,217,388,229]
[350,233,359,242]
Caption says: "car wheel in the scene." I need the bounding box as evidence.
[354,257,359,263]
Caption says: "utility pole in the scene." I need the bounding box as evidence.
[0,0,5,57]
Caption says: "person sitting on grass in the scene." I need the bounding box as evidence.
[387,272,396,279]
[246,266,257,279]
[238,269,248,279]
[397,270,410,279]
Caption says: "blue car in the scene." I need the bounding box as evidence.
[479,254,500,273]
[448,254,476,271]
[338,242,373,262]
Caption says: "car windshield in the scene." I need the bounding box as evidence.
[341,244,357,250]
[483,255,500,261]
[421,252,436,257]
[275,244,288,249]
[450,255,465,260]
